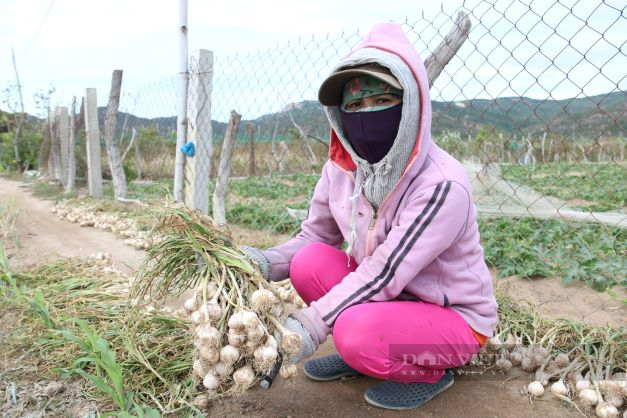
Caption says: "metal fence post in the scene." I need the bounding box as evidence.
[174,0,189,202]
[184,49,214,214]
[84,88,103,198]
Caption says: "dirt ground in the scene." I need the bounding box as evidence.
[2,176,622,417]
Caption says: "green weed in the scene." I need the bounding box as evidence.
[501,162,626,212]
[479,217,626,291]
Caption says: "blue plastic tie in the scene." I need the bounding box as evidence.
[180,141,195,157]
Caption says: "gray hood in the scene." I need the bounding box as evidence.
[323,47,421,211]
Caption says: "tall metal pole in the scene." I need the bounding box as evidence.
[174,0,189,201]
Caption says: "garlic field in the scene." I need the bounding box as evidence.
[0,168,625,418]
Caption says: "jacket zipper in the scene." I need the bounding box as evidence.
[365,210,378,256]
[330,159,416,257]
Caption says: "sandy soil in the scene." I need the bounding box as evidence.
[497,276,626,328]
[1,175,613,417]
[2,178,145,275]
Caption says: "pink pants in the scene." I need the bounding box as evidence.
[290,242,481,383]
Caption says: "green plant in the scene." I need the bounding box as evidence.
[58,319,160,418]
[0,111,44,172]
[500,162,626,212]
[479,217,625,291]
[2,258,196,415]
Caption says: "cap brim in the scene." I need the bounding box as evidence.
[318,68,403,106]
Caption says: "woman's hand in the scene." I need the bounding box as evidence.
[283,316,318,363]
[241,246,271,281]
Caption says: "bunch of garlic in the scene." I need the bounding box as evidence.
[184,280,300,406]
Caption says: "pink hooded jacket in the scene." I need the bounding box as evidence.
[262,23,498,344]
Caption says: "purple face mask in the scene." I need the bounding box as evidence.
[339,103,402,164]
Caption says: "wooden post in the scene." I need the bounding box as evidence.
[277,141,289,173]
[174,0,189,202]
[66,97,77,193]
[39,113,51,174]
[247,122,255,176]
[58,106,69,187]
[184,49,214,214]
[288,110,317,169]
[424,11,471,87]
[213,110,242,225]
[103,69,127,199]
[84,88,103,198]
[49,107,62,182]
[133,127,142,180]
[268,120,279,176]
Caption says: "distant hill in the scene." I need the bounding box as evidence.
[91,89,627,141]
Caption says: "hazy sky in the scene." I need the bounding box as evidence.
[1,0,625,119]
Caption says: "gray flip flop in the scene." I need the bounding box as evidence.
[364,369,454,410]
[303,354,361,381]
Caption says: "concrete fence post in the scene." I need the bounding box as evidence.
[58,106,69,187]
[184,49,213,214]
[84,88,103,198]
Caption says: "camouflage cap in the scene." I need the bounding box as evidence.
[341,75,403,110]
[318,64,403,106]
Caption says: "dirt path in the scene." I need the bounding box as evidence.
[0,176,586,418]
[2,177,145,274]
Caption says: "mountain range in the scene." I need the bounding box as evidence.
[88,89,627,141]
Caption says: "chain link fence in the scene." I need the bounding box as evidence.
[112,0,626,294]
[21,0,623,315]
[122,0,625,206]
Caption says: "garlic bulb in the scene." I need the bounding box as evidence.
[579,388,599,407]
[228,312,245,331]
[280,363,297,380]
[503,333,516,351]
[192,359,207,378]
[233,365,255,388]
[261,346,278,362]
[553,353,570,368]
[528,381,545,397]
[281,330,301,355]
[246,324,265,342]
[194,394,210,409]
[214,362,234,379]
[606,395,623,408]
[220,345,240,365]
[550,380,569,397]
[251,289,276,312]
[536,371,550,387]
[595,401,618,418]
[196,325,221,346]
[487,336,502,352]
[203,372,220,390]
[190,310,202,325]
[576,376,592,392]
[521,356,535,372]
[496,358,512,372]
[199,346,220,364]
[241,311,260,329]
[206,301,222,321]
[184,295,199,313]
[508,351,523,366]
[227,330,247,347]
